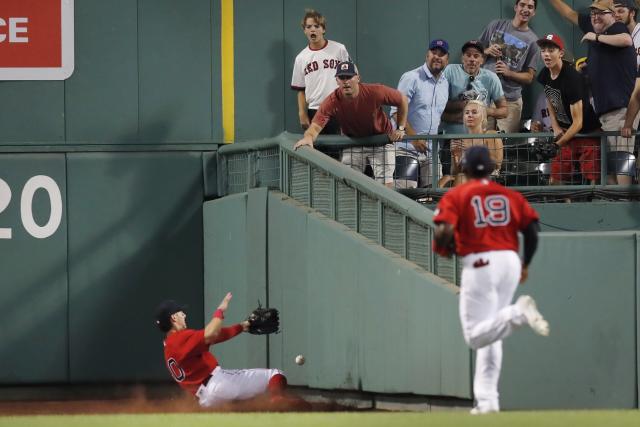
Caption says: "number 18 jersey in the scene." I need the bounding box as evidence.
[433,179,539,256]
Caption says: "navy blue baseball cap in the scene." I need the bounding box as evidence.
[429,39,449,54]
[335,61,358,77]
[155,300,187,332]
[462,145,494,176]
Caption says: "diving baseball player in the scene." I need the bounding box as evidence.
[432,145,549,414]
[155,293,300,409]
[291,9,350,133]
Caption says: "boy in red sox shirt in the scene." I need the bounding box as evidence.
[155,292,299,409]
[433,145,549,414]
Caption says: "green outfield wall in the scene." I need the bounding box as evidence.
[203,189,471,399]
[203,188,640,409]
[0,152,205,384]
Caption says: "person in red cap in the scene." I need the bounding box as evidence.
[432,145,548,415]
[536,33,601,185]
[548,0,637,184]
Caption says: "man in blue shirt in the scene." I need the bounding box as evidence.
[391,39,450,188]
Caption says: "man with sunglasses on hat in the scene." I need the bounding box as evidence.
[548,0,637,184]
[294,61,409,188]
[440,40,508,178]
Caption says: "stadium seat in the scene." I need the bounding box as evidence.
[607,151,636,177]
[393,155,420,184]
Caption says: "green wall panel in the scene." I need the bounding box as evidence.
[266,192,470,397]
[0,155,68,383]
[66,0,139,143]
[203,192,268,370]
[356,0,427,88]
[283,0,357,133]
[211,0,223,142]
[0,82,65,144]
[234,0,285,140]
[267,193,311,385]
[138,0,214,143]
[501,233,638,409]
[66,152,204,382]
[533,202,640,232]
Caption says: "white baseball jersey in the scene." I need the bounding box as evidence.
[291,40,350,109]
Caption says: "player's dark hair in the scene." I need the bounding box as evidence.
[301,9,326,30]
[515,0,537,9]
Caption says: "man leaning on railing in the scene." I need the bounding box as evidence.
[293,61,409,188]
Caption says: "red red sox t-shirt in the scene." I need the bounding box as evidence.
[433,179,539,256]
[312,83,403,137]
[163,325,243,395]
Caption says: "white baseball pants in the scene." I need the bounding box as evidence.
[195,366,283,408]
[459,250,528,411]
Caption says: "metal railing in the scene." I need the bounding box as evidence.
[214,130,640,284]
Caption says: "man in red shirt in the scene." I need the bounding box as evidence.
[293,61,409,188]
[155,292,290,408]
[433,146,549,414]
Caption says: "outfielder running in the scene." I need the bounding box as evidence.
[155,292,301,409]
[433,145,549,414]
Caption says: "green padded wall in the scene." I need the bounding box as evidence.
[203,190,269,370]
[66,152,204,382]
[66,0,138,142]
[0,155,68,382]
[138,0,215,143]
[233,0,285,140]
[501,232,638,409]
[0,82,65,144]
[203,189,471,398]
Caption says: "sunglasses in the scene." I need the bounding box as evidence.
[467,75,475,91]
[589,9,612,16]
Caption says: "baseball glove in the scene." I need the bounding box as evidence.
[246,305,280,335]
[534,137,560,162]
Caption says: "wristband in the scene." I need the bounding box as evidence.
[213,309,224,320]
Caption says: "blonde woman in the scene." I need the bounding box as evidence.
[449,100,503,186]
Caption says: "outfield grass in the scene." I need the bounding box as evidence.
[1,411,639,427]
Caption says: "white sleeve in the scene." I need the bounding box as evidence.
[339,44,350,63]
[291,54,305,89]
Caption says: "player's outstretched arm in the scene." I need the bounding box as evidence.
[204,292,232,344]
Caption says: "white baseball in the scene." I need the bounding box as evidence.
[295,354,305,365]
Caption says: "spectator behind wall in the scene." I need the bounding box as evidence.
[613,0,640,66]
[548,0,637,185]
[537,34,601,186]
[293,61,409,188]
[440,40,507,181]
[480,0,540,133]
[390,38,450,189]
[447,100,504,187]
[291,9,350,135]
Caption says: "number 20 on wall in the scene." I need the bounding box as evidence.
[0,175,62,239]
